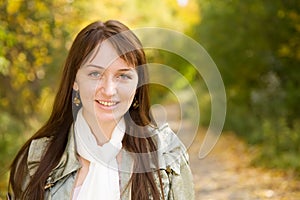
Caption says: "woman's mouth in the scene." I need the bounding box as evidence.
[96,100,118,107]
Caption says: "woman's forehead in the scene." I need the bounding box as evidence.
[83,41,133,69]
[87,41,119,67]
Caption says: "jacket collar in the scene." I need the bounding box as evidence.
[49,125,81,183]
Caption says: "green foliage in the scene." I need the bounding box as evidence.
[79,0,200,31]
[195,0,300,172]
[0,0,84,121]
[0,112,26,198]
[252,119,300,172]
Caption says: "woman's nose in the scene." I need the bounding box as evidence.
[99,77,117,97]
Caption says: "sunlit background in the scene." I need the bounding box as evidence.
[1,0,300,199]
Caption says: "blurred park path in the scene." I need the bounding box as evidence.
[152,104,300,200]
[189,131,300,200]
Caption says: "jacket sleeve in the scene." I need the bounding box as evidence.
[7,152,31,200]
[167,153,194,200]
[155,123,195,200]
[7,137,52,200]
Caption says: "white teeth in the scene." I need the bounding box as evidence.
[98,100,117,106]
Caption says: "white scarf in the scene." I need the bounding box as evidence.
[74,109,125,200]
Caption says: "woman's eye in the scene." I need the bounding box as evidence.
[88,71,101,78]
[118,74,132,80]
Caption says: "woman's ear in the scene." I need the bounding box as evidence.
[73,82,79,91]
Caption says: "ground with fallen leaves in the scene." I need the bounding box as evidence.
[188,130,300,200]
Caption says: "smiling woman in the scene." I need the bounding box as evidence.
[8,20,194,200]
[74,41,139,144]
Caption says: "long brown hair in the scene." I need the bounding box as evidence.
[9,20,164,200]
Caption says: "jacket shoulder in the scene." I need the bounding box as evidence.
[27,137,52,176]
[152,123,195,199]
[152,123,189,175]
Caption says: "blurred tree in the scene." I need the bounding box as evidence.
[195,0,300,170]
[77,0,199,31]
[195,0,300,133]
[0,0,85,123]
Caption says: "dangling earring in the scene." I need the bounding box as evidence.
[132,98,139,109]
[73,90,81,107]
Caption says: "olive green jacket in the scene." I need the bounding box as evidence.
[10,124,194,200]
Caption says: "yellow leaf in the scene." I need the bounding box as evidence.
[6,0,21,15]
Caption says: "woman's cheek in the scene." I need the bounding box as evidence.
[80,82,98,100]
[119,84,136,97]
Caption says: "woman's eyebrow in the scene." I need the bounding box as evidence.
[86,64,135,72]
[118,68,135,72]
[85,64,105,69]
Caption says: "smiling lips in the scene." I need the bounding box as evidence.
[96,100,118,107]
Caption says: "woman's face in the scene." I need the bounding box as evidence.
[73,41,138,126]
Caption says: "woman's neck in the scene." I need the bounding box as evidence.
[81,111,119,146]
[91,121,117,146]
